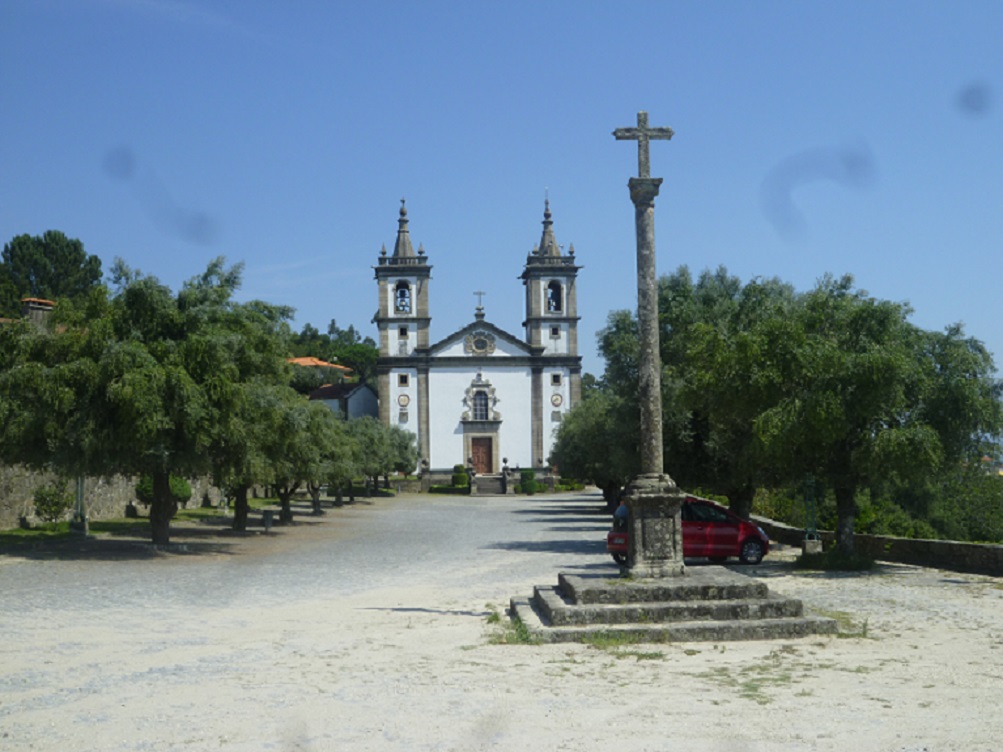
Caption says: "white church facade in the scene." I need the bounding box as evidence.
[373,199,582,477]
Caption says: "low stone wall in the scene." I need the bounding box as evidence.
[754,516,1003,577]
[0,465,221,530]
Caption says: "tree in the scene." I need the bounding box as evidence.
[594,267,796,517]
[289,319,379,384]
[0,257,294,544]
[550,388,639,510]
[327,320,378,384]
[754,275,1002,554]
[260,392,346,523]
[0,231,102,315]
[388,425,419,476]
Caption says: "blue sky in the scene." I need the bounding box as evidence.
[2,1,1001,377]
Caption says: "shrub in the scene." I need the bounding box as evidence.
[520,469,538,495]
[451,464,469,488]
[135,475,194,507]
[34,481,74,523]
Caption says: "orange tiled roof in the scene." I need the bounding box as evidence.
[287,356,352,372]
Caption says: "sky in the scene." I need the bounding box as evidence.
[2,0,1001,377]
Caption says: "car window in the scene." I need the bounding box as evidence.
[690,502,731,523]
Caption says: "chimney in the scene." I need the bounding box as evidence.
[21,298,56,328]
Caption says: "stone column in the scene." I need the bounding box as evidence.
[623,177,685,578]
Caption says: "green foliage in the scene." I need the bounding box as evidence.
[289,319,379,383]
[33,480,73,523]
[0,231,103,316]
[134,475,192,505]
[0,256,298,544]
[550,387,638,506]
[520,469,538,495]
[451,468,470,488]
[429,485,471,495]
[561,264,1003,548]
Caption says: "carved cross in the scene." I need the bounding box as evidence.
[613,111,674,179]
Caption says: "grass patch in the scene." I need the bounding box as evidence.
[795,548,875,571]
[0,521,74,547]
[580,630,669,651]
[89,519,151,537]
[486,609,538,645]
[813,608,871,638]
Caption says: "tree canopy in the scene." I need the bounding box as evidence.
[0,258,296,543]
[0,231,103,316]
[554,265,1002,552]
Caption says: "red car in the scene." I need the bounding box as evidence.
[607,496,770,565]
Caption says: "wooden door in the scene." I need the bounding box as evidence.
[471,438,492,474]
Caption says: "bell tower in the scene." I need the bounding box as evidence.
[374,200,432,458]
[521,199,583,464]
[521,199,581,357]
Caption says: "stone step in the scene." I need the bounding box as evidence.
[559,571,770,604]
[533,585,804,626]
[510,596,838,644]
[471,475,505,495]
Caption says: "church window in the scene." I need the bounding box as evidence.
[395,281,412,313]
[399,326,408,338]
[547,281,562,312]
[550,326,560,338]
[472,391,489,421]
[551,374,562,386]
[398,374,410,387]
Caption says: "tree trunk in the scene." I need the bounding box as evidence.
[308,482,324,515]
[727,486,755,520]
[277,482,299,524]
[232,485,249,531]
[834,485,857,555]
[601,484,621,514]
[149,469,177,545]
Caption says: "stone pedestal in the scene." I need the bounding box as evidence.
[626,473,686,578]
[802,538,823,555]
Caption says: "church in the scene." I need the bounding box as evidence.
[373,199,583,479]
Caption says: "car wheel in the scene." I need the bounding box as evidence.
[739,539,764,565]
[709,556,728,564]
[611,552,627,566]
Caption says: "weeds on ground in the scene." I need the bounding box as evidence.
[485,607,538,645]
[813,608,871,638]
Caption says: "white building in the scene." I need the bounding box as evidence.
[373,200,582,476]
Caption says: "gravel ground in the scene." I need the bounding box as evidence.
[1,490,1001,751]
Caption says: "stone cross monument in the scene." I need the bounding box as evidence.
[613,110,686,577]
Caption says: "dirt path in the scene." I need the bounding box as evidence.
[1,492,1000,751]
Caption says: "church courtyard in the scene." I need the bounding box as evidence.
[1,490,999,751]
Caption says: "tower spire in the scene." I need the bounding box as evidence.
[538,198,561,257]
[392,198,415,258]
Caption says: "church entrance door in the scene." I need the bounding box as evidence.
[471,438,493,475]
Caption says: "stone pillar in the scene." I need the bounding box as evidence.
[615,111,685,578]
[630,178,665,476]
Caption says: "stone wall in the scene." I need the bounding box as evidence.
[0,465,221,530]
[755,516,1003,577]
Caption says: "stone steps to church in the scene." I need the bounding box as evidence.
[471,475,505,495]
